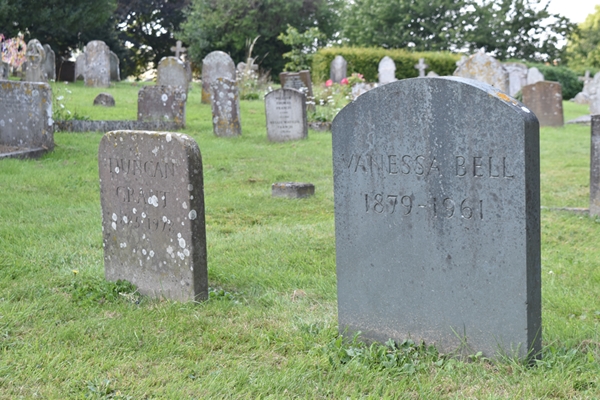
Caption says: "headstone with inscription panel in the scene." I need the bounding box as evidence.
[137,85,186,128]
[98,130,207,302]
[332,77,541,360]
[210,77,241,137]
[265,88,307,142]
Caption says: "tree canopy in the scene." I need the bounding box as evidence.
[565,5,600,70]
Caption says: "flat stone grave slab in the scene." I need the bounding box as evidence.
[272,182,315,198]
[98,130,207,302]
[332,77,541,360]
[265,88,307,142]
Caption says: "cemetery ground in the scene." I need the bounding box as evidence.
[0,81,599,398]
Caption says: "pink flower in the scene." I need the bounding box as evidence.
[325,79,333,87]
[340,77,349,85]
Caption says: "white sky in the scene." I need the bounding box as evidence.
[547,0,599,23]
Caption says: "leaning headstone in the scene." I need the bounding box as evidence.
[453,50,509,93]
[137,85,187,128]
[330,55,347,84]
[210,78,241,137]
[521,81,564,127]
[265,88,307,142]
[42,44,56,81]
[272,182,315,198]
[201,51,236,104]
[74,53,85,81]
[378,56,396,84]
[84,40,111,87]
[110,51,120,82]
[157,56,188,92]
[94,93,116,107]
[504,63,528,97]
[590,116,600,216]
[526,67,545,86]
[332,77,541,360]
[24,39,47,83]
[98,130,207,302]
[0,81,54,157]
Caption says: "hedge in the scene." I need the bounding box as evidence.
[312,47,461,83]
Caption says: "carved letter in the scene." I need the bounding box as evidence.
[427,157,440,176]
[489,157,500,178]
[456,156,466,177]
[415,155,425,175]
[388,155,398,175]
[473,157,483,177]
[401,155,412,174]
[503,157,514,178]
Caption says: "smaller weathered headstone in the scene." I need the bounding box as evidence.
[378,56,396,84]
[272,182,315,199]
[280,70,314,111]
[201,51,236,104]
[137,85,186,128]
[351,82,374,99]
[426,71,439,77]
[330,55,347,83]
[590,115,600,216]
[24,39,47,83]
[110,51,121,82]
[42,44,56,81]
[526,68,545,85]
[84,40,111,87]
[98,130,207,302]
[265,88,307,142]
[74,53,85,81]
[453,50,509,93]
[521,81,564,127]
[414,58,428,78]
[157,56,188,92]
[210,77,241,137]
[0,62,9,80]
[504,63,528,97]
[94,93,116,107]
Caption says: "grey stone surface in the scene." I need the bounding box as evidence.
[24,39,47,83]
[265,88,307,142]
[42,44,56,81]
[271,182,315,198]
[0,62,9,80]
[330,55,347,83]
[138,85,186,127]
[210,78,241,137]
[504,63,528,97]
[566,115,591,125]
[98,130,207,302]
[591,115,600,216]
[453,50,509,93]
[521,81,564,127]
[157,56,188,92]
[0,80,54,153]
[94,93,116,107]
[378,56,396,84]
[279,70,314,111]
[54,120,182,133]
[170,40,187,59]
[526,67,545,86]
[110,51,120,82]
[74,54,85,81]
[332,77,541,360]
[84,41,111,87]
[201,51,236,104]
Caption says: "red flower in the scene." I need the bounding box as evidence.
[325,79,333,87]
[340,77,349,85]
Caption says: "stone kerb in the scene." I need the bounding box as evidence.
[98,130,207,302]
[332,77,541,360]
[265,88,307,142]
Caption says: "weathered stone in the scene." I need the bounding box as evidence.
[98,130,207,302]
[0,62,9,80]
[93,93,116,107]
[526,67,545,86]
[378,56,396,84]
[210,78,241,137]
[201,51,236,104]
[573,92,589,105]
[265,88,307,142]
[110,51,120,82]
[42,44,56,81]
[330,55,347,83]
[504,62,528,97]
[280,70,314,111]
[137,85,186,128]
[170,40,187,59]
[332,77,541,360]
[271,182,315,198]
[0,81,54,155]
[351,82,374,99]
[74,54,85,81]
[24,39,47,83]
[453,50,509,93]
[521,81,564,127]
[426,71,439,77]
[157,57,188,92]
[84,41,111,87]
[590,115,600,216]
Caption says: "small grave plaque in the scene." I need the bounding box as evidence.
[332,77,541,359]
[210,78,241,137]
[98,130,207,302]
[137,85,186,128]
[265,88,307,142]
[201,51,236,104]
[94,93,115,107]
[521,81,564,127]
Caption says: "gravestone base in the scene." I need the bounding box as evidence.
[0,145,48,159]
[271,182,315,199]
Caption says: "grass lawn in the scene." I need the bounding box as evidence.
[0,81,599,398]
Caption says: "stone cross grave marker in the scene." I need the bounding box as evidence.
[201,51,236,104]
[138,85,187,128]
[42,44,55,81]
[414,58,428,78]
[84,40,111,88]
[170,40,187,59]
[24,39,46,83]
[521,81,564,127]
[210,77,241,137]
[378,56,396,84]
[0,81,54,157]
[157,56,189,92]
[330,55,347,84]
[98,130,207,302]
[453,50,509,93]
[590,115,600,216]
[265,88,307,142]
[331,77,541,360]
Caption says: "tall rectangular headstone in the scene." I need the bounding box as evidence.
[590,115,600,216]
[42,44,56,81]
[330,55,347,84]
[210,78,241,137]
[157,56,188,92]
[84,40,111,87]
[98,130,207,302]
[201,51,236,104]
[332,77,541,359]
[521,81,564,127]
[265,88,307,142]
[0,81,54,153]
[378,56,396,84]
[137,85,187,128]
